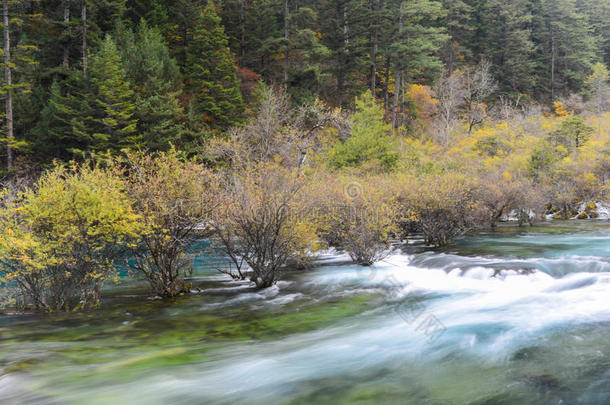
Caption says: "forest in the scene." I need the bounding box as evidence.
[0,0,608,163]
[0,0,608,310]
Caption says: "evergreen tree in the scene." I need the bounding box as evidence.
[482,0,535,95]
[1,0,39,169]
[31,72,94,159]
[329,90,398,170]
[89,0,128,33]
[439,0,474,73]
[89,35,138,151]
[534,0,598,101]
[576,0,610,66]
[116,21,187,150]
[388,0,447,128]
[586,62,609,137]
[185,2,243,130]
[281,2,331,103]
[124,0,169,28]
[319,0,370,107]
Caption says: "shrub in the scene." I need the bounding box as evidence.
[122,150,218,297]
[407,173,481,246]
[475,169,544,228]
[212,164,321,288]
[313,174,400,265]
[0,164,141,311]
[328,91,398,171]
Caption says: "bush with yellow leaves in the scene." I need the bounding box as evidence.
[212,163,322,288]
[0,163,141,311]
[121,149,219,298]
[312,173,401,266]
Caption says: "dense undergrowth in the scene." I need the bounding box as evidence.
[0,85,608,311]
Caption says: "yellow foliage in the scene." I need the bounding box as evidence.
[0,163,142,311]
[554,101,570,117]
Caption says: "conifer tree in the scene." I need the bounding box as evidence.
[319,0,369,107]
[116,21,186,150]
[32,72,94,159]
[439,0,473,74]
[1,0,38,169]
[89,35,138,151]
[586,62,609,137]
[185,2,243,130]
[389,0,447,128]
[535,0,597,100]
[124,0,169,28]
[576,0,610,66]
[480,0,535,95]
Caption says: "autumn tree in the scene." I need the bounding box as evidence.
[586,62,609,137]
[212,163,320,288]
[123,150,218,297]
[434,69,466,146]
[0,163,141,311]
[464,61,497,133]
[407,173,481,246]
[314,174,400,265]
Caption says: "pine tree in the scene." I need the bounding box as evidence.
[89,0,128,33]
[116,21,186,150]
[124,0,169,28]
[32,72,94,159]
[586,63,609,137]
[185,2,243,130]
[482,0,535,95]
[89,35,138,151]
[439,0,474,73]
[388,0,447,128]
[319,0,370,107]
[1,0,38,169]
[576,0,610,66]
[535,0,598,101]
[280,1,331,103]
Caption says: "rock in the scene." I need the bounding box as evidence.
[575,202,601,219]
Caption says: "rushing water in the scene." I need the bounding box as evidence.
[1,222,609,404]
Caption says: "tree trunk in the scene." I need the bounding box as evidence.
[239,0,246,62]
[63,1,70,69]
[336,0,348,107]
[383,53,390,112]
[550,23,555,102]
[391,1,403,130]
[81,1,87,76]
[3,0,13,170]
[597,81,603,138]
[283,0,289,86]
[370,0,381,94]
[391,70,400,129]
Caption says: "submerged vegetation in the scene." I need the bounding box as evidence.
[0,164,141,310]
[0,1,609,312]
[1,86,608,310]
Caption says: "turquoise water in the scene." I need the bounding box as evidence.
[1,222,609,404]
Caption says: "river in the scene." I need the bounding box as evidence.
[1,221,609,404]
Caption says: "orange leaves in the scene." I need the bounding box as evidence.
[554,101,570,117]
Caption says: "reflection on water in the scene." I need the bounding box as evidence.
[1,222,610,404]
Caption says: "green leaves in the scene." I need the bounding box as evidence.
[89,35,139,151]
[184,3,244,131]
[328,91,398,171]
